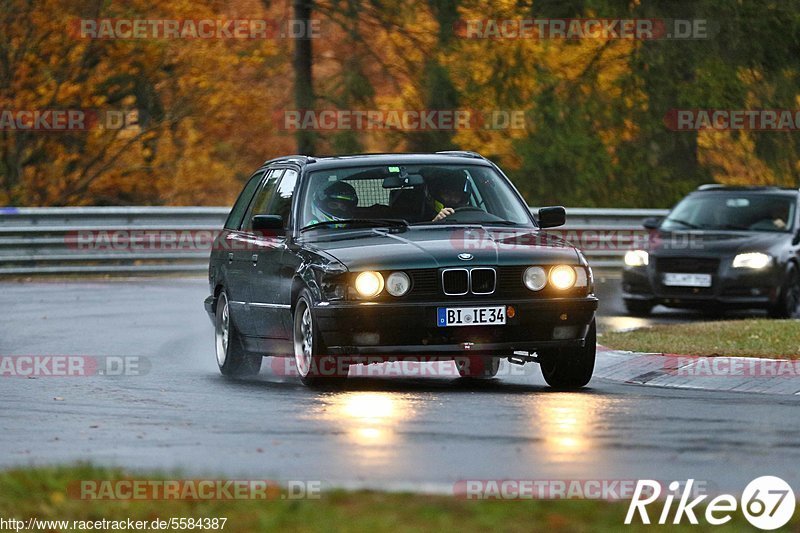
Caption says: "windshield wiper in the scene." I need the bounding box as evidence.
[489,220,526,226]
[717,223,750,231]
[665,218,700,229]
[300,218,409,232]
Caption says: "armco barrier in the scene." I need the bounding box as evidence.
[0,207,668,275]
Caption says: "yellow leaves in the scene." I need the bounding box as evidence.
[698,130,777,186]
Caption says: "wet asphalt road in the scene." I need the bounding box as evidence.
[0,276,797,494]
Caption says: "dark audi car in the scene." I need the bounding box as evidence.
[623,185,800,317]
[204,152,598,387]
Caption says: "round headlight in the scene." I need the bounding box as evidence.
[355,271,384,298]
[550,265,577,290]
[624,250,649,267]
[523,266,547,291]
[386,271,411,297]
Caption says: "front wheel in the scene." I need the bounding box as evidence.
[768,265,800,319]
[538,320,596,389]
[215,291,262,377]
[293,290,347,387]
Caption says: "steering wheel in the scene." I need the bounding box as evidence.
[453,206,484,213]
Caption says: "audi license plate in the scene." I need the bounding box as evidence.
[437,306,506,327]
[662,273,713,288]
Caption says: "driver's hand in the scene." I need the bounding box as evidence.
[433,207,454,222]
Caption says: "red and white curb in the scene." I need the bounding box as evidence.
[594,346,800,396]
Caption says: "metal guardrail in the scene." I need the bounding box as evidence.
[0,206,668,275]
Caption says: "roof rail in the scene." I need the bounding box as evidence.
[696,183,800,192]
[435,150,485,159]
[262,155,316,166]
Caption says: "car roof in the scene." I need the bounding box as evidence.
[260,152,495,171]
[692,184,799,197]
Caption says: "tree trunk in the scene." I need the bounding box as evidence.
[293,0,315,155]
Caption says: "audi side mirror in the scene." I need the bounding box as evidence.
[643,217,663,230]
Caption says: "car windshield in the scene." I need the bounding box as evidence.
[299,164,534,230]
[661,193,796,233]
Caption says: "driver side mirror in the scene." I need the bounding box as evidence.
[251,214,284,234]
[538,206,566,229]
[643,217,663,230]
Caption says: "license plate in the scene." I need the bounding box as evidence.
[662,273,713,288]
[437,306,506,327]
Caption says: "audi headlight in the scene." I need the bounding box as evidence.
[523,266,547,291]
[354,271,384,298]
[732,253,772,269]
[550,265,577,290]
[386,271,411,297]
[624,250,649,267]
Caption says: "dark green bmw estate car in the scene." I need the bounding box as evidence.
[205,152,598,388]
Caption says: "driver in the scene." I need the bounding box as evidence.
[751,203,790,231]
[768,204,790,230]
[309,180,359,224]
[427,173,470,222]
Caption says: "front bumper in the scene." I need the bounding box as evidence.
[313,297,598,356]
[623,264,782,309]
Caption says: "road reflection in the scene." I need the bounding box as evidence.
[531,392,604,464]
[311,392,417,466]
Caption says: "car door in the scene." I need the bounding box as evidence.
[233,168,284,337]
[217,168,267,327]
[247,168,300,345]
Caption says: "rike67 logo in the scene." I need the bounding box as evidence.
[626,476,795,530]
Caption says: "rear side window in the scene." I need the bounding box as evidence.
[224,170,266,230]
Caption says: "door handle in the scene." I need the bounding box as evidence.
[252,254,259,265]
[227,252,234,263]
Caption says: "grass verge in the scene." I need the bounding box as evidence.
[600,319,800,358]
[0,465,777,532]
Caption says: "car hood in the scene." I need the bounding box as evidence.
[300,226,581,270]
[651,230,789,257]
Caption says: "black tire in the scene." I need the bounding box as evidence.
[293,290,347,387]
[768,265,800,319]
[538,319,596,389]
[215,291,262,377]
[455,356,500,378]
[624,300,653,317]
